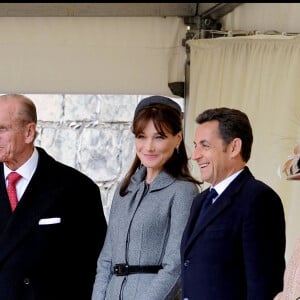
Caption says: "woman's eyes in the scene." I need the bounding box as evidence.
[136,134,165,139]
[136,134,145,139]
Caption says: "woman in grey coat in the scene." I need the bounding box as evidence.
[92,96,201,300]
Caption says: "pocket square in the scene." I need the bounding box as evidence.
[38,217,61,225]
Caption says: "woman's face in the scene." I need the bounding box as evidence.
[135,120,181,180]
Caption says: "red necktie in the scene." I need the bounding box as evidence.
[7,172,22,212]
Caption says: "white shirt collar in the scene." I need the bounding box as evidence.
[4,147,39,181]
[212,168,244,196]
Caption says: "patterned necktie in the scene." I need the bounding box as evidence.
[7,172,22,212]
[194,188,218,231]
[199,188,218,219]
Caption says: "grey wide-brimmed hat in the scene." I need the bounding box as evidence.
[134,95,182,116]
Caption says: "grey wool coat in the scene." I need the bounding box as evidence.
[92,167,199,300]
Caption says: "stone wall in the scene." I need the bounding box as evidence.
[29,94,183,220]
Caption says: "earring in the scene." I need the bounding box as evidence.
[176,147,180,154]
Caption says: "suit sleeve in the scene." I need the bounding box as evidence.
[242,186,286,299]
[64,177,107,299]
[92,188,118,300]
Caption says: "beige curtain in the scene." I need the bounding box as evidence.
[186,35,300,260]
[0,17,186,95]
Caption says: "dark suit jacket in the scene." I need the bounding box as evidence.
[0,147,107,300]
[180,167,286,300]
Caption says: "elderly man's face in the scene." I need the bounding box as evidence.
[0,99,35,170]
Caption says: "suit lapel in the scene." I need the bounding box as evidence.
[182,167,254,255]
[0,167,13,233]
[182,190,208,244]
[0,149,61,263]
[183,193,233,253]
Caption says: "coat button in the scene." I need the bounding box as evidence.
[184,259,190,267]
[23,278,31,285]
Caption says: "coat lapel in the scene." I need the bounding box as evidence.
[0,167,13,233]
[0,149,61,263]
[184,192,233,253]
[182,167,254,255]
[182,190,208,244]
[124,167,176,221]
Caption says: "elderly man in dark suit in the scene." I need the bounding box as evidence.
[181,107,286,300]
[0,94,107,300]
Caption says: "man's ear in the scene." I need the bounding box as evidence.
[25,122,36,144]
[229,138,242,158]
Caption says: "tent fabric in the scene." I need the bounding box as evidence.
[186,34,300,260]
[0,17,186,96]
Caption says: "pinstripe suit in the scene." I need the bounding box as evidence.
[181,167,286,300]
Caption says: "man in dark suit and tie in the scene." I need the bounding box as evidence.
[181,107,286,300]
[0,94,107,300]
